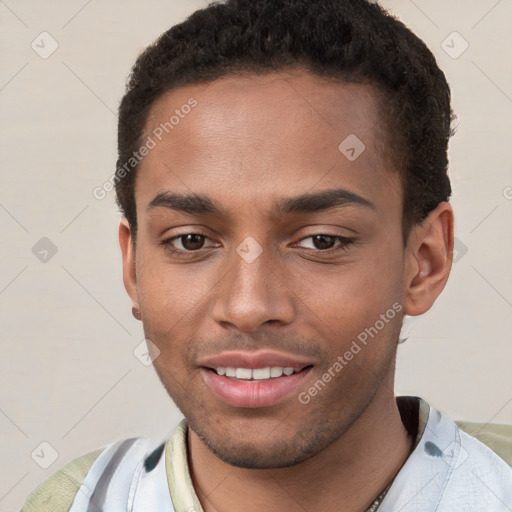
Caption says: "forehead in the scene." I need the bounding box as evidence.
[137,71,401,218]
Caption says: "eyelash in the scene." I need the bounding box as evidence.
[160,233,355,255]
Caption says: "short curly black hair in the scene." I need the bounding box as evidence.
[115,0,454,242]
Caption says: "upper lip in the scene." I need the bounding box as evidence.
[198,350,314,370]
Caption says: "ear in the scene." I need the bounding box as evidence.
[403,202,454,316]
[119,218,139,312]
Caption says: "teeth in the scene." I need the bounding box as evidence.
[235,368,252,379]
[252,367,271,380]
[270,367,283,377]
[215,366,299,380]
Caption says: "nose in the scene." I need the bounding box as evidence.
[211,239,295,334]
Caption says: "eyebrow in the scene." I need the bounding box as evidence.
[146,188,375,218]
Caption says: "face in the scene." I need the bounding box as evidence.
[120,71,435,469]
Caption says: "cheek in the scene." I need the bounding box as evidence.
[349,235,405,308]
[135,243,212,316]
[298,248,403,324]
[295,244,404,364]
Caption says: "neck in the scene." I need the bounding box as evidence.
[187,384,414,512]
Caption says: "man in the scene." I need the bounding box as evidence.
[21,0,512,510]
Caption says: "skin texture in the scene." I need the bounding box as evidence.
[119,71,454,512]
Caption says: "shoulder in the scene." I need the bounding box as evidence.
[21,436,171,512]
[438,416,512,510]
[20,447,104,512]
[380,401,512,511]
[456,420,512,466]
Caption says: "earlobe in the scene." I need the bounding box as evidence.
[119,218,140,314]
[403,202,454,316]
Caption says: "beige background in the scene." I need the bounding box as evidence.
[1,1,511,510]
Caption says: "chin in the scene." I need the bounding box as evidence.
[189,416,337,469]
[198,433,312,469]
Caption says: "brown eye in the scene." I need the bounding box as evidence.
[161,233,215,253]
[311,235,336,250]
[176,234,206,251]
[296,234,355,254]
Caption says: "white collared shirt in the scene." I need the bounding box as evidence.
[56,397,512,511]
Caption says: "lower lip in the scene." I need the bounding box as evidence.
[202,368,312,408]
